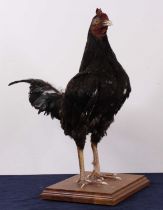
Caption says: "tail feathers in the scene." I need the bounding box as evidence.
[8,79,60,93]
[9,79,33,86]
[9,79,63,120]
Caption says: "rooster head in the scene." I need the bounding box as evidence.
[90,8,112,38]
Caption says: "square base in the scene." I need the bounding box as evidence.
[41,172,150,206]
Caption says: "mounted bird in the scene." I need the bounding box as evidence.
[9,8,131,188]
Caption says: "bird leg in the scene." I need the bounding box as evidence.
[87,143,121,183]
[76,147,90,188]
[91,143,101,177]
[86,143,107,184]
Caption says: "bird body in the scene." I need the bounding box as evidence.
[9,9,131,187]
[62,31,131,149]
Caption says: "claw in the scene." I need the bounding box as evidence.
[87,174,90,178]
[81,183,86,188]
[99,176,104,181]
[101,181,108,185]
[102,173,122,181]
[85,179,92,183]
[115,176,122,180]
[77,178,91,188]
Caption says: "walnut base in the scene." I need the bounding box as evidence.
[40,172,150,206]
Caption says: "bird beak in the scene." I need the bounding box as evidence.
[103,20,113,27]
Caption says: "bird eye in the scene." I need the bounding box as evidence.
[93,18,100,25]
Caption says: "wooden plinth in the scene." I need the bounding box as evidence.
[41,172,150,206]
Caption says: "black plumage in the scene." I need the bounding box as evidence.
[9,79,63,120]
[9,9,131,186]
[62,33,131,149]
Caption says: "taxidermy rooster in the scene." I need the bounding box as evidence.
[9,9,131,187]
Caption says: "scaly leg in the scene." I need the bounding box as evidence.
[91,143,101,177]
[77,147,90,188]
[88,143,121,182]
[87,143,107,184]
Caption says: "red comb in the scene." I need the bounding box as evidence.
[96,8,108,19]
[96,8,102,16]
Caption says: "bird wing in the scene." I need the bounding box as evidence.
[62,72,100,131]
[9,79,63,120]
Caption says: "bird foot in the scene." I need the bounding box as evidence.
[87,171,122,184]
[76,172,121,188]
[101,172,122,181]
[76,174,107,188]
[86,171,108,185]
[76,178,92,188]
